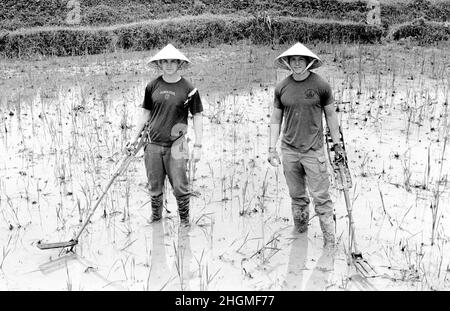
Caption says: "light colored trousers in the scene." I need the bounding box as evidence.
[281,145,335,237]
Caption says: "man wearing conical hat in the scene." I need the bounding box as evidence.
[128,44,203,226]
[267,42,343,248]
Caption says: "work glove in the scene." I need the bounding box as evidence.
[192,144,202,162]
[125,137,139,155]
[267,147,281,167]
[333,143,345,163]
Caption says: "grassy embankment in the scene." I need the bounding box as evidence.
[0,0,449,58]
[1,0,449,30]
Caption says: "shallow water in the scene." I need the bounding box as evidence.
[0,45,449,290]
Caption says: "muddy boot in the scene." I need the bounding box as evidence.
[150,194,163,222]
[319,214,335,248]
[176,196,190,226]
[292,205,309,233]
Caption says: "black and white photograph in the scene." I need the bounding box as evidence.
[0,0,449,296]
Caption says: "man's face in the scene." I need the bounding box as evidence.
[158,59,180,75]
[289,56,308,74]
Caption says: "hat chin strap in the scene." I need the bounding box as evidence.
[282,58,316,76]
[281,58,294,72]
[302,59,316,75]
[177,61,185,70]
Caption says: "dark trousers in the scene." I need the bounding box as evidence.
[144,141,190,220]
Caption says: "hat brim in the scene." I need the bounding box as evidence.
[274,42,323,71]
[147,44,191,69]
[274,56,322,71]
[148,59,191,70]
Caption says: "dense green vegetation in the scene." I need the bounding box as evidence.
[0,15,383,58]
[1,0,449,30]
[0,0,448,58]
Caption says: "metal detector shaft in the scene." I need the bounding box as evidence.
[37,153,135,251]
[339,165,360,255]
[70,154,134,249]
[325,126,376,277]
[339,164,377,277]
[37,90,198,251]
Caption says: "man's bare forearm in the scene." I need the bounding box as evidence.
[193,113,203,145]
[269,108,283,149]
[327,116,340,145]
[132,109,151,141]
[324,104,341,145]
[269,123,281,149]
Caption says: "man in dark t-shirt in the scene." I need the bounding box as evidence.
[268,42,343,248]
[142,75,203,146]
[129,44,203,226]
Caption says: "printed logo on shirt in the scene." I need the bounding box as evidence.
[305,89,318,99]
[160,90,176,100]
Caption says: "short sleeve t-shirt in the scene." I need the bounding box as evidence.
[274,72,334,152]
[142,76,203,147]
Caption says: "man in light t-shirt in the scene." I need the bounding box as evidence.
[268,42,343,248]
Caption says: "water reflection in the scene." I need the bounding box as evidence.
[173,225,194,290]
[147,221,195,290]
[304,248,335,291]
[282,233,308,290]
[147,221,171,290]
[282,232,335,291]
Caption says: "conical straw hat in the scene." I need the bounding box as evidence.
[148,44,191,69]
[274,42,322,71]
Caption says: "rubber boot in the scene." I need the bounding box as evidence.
[292,205,309,233]
[151,194,163,222]
[319,214,335,248]
[176,196,190,226]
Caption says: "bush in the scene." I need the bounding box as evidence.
[0,27,116,57]
[0,14,384,58]
[0,18,24,32]
[1,0,449,31]
[391,20,450,44]
[0,0,67,30]
[193,0,207,15]
[383,0,450,25]
[83,5,121,26]
[249,16,383,45]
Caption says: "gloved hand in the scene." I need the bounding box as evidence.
[333,143,345,163]
[267,147,281,167]
[125,138,138,155]
[192,144,202,162]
